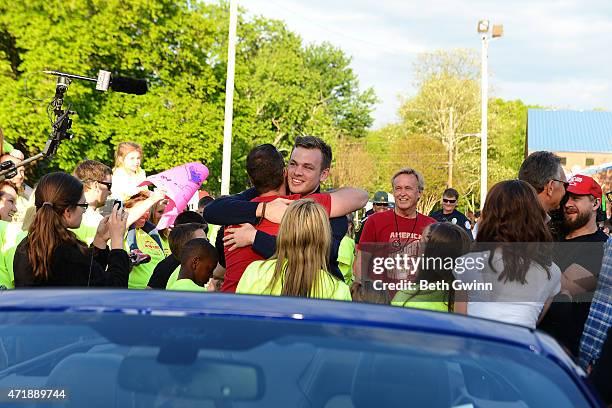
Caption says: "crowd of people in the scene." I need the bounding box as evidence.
[0,136,610,403]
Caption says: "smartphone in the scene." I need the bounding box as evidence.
[101,199,122,217]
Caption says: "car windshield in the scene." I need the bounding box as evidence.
[0,311,590,408]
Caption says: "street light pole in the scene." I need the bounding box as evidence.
[476,20,502,209]
[220,0,238,196]
[480,32,488,210]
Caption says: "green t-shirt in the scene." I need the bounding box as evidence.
[391,290,450,312]
[0,221,27,289]
[236,259,351,301]
[127,228,166,289]
[167,278,206,292]
[338,236,355,286]
[165,265,181,290]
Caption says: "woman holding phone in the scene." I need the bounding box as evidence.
[13,172,130,287]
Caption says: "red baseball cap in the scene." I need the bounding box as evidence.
[566,174,602,199]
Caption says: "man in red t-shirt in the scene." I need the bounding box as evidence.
[221,144,366,293]
[354,168,435,289]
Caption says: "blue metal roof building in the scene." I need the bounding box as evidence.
[527,109,612,153]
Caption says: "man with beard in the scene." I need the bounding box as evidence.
[539,174,608,356]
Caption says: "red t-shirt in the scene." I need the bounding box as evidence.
[356,210,435,292]
[221,193,332,293]
[357,210,435,247]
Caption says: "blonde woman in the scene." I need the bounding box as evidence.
[236,199,351,300]
[112,142,146,201]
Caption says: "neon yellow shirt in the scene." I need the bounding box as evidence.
[236,259,351,301]
[0,221,27,289]
[3,140,14,153]
[391,290,450,312]
[71,208,103,245]
[167,278,206,292]
[127,228,166,289]
[165,265,181,290]
[207,224,220,245]
[338,236,355,286]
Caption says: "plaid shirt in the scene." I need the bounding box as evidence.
[579,237,612,369]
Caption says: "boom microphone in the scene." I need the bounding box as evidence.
[44,69,148,95]
[109,76,148,95]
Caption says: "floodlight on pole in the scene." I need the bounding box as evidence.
[477,19,503,210]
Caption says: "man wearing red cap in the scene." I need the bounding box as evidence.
[563,175,606,241]
[538,174,608,357]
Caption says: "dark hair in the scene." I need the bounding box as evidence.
[198,196,214,208]
[27,172,87,280]
[518,151,562,193]
[169,223,207,260]
[442,188,459,200]
[73,160,112,187]
[293,136,332,171]
[246,144,285,194]
[180,237,218,271]
[407,223,472,311]
[175,210,205,226]
[477,180,553,284]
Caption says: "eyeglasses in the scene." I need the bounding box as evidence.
[551,179,569,190]
[98,181,112,190]
[442,199,457,204]
[373,202,389,207]
[76,202,89,210]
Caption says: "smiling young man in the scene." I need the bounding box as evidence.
[203,136,368,281]
[429,188,471,236]
[72,160,114,244]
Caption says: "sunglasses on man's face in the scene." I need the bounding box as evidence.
[98,181,113,190]
[442,198,457,204]
[373,203,389,207]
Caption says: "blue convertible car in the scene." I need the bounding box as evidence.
[0,290,603,407]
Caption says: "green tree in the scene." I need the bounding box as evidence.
[0,0,375,193]
[399,49,481,195]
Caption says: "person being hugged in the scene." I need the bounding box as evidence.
[236,199,351,300]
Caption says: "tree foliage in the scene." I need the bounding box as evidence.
[333,48,532,214]
[0,0,375,193]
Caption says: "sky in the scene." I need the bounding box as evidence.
[227,0,612,129]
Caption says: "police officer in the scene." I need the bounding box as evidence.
[429,188,472,236]
[355,191,390,243]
